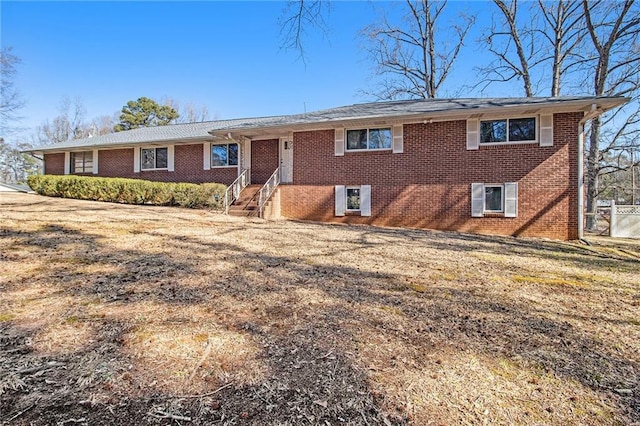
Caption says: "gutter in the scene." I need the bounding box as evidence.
[578,104,604,242]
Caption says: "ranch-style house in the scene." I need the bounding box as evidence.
[27,96,627,240]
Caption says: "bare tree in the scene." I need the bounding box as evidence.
[0,47,25,135]
[88,114,117,137]
[279,0,330,61]
[479,0,585,97]
[582,0,640,228]
[179,103,210,123]
[480,0,536,96]
[363,0,475,100]
[35,97,91,145]
[538,0,587,96]
[164,98,211,123]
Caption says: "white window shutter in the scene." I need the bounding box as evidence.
[335,185,346,216]
[203,142,211,170]
[360,185,372,216]
[133,148,140,173]
[335,129,345,156]
[392,125,404,153]
[471,183,484,217]
[539,114,553,147]
[64,152,70,175]
[167,145,175,171]
[504,182,518,217]
[92,149,99,174]
[467,119,479,150]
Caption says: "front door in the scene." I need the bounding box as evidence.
[280,137,293,183]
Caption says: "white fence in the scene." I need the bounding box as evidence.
[610,201,640,238]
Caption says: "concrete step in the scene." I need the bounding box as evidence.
[231,184,262,209]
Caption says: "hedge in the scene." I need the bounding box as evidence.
[27,175,226,210]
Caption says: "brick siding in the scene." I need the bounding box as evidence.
[42,113,582,240]
[251,139,279,184]
[45,143,239,186]
[44,153,65,175]
[280,112,581,240]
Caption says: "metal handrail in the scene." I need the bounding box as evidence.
[258,167,280,218]
[224,168,251,214]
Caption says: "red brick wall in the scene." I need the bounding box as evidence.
[280,112,581,240]
[44,153,65,175]
[251,139,279,184]
[45,144,238,185]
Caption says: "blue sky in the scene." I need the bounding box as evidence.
[2,1,490,143]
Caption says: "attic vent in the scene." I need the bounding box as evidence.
[469,113,483,119]
[523,109,539,114]
[373,120,387,125]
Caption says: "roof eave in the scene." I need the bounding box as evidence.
[212,97,628,139]
[24,135,218,155]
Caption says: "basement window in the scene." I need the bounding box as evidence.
[484,185,504,213]
[212,143,239,167]
[346,187,361,211]
[471,182,518,218]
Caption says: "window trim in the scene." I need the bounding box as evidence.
[483,184,504,213]
[471,182,518,218]
[345,186,362,212]
[140,146,169,171]
[479,116,538,146]
[345,127,393,152]
[211,143,239,168]
[70,151,94,174]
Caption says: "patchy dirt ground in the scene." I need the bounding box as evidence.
[0,192,638,425]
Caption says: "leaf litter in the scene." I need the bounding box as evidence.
[0,192,639,425]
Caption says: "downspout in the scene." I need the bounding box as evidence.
[578,104,602,243]
[29,153,45,176]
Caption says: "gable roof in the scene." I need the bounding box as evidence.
[26,96,627,153]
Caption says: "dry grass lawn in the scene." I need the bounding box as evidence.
[0,192,639,425]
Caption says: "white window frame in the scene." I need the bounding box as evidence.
[483,184,504,213]
[345,186,362,212]
[479,116,537,146]
[336,184,371,217]
[140,146,169,171]
[471,182,518,218]
[70,151,94,174]
[211,143,239,168]
[345,127,393,152]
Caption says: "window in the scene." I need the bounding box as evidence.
[346,128,392,151]
[141,147,168,170]
[471,182,518,218]
[70,151,93,174]
[212,143,239,167]
[484,185,504,213]
[335,185,371,216]
[346,187,361,211]
[480,117,536,144]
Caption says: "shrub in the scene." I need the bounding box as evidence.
[27,175,227,210]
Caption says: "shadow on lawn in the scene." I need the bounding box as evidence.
[1,220,638,424]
